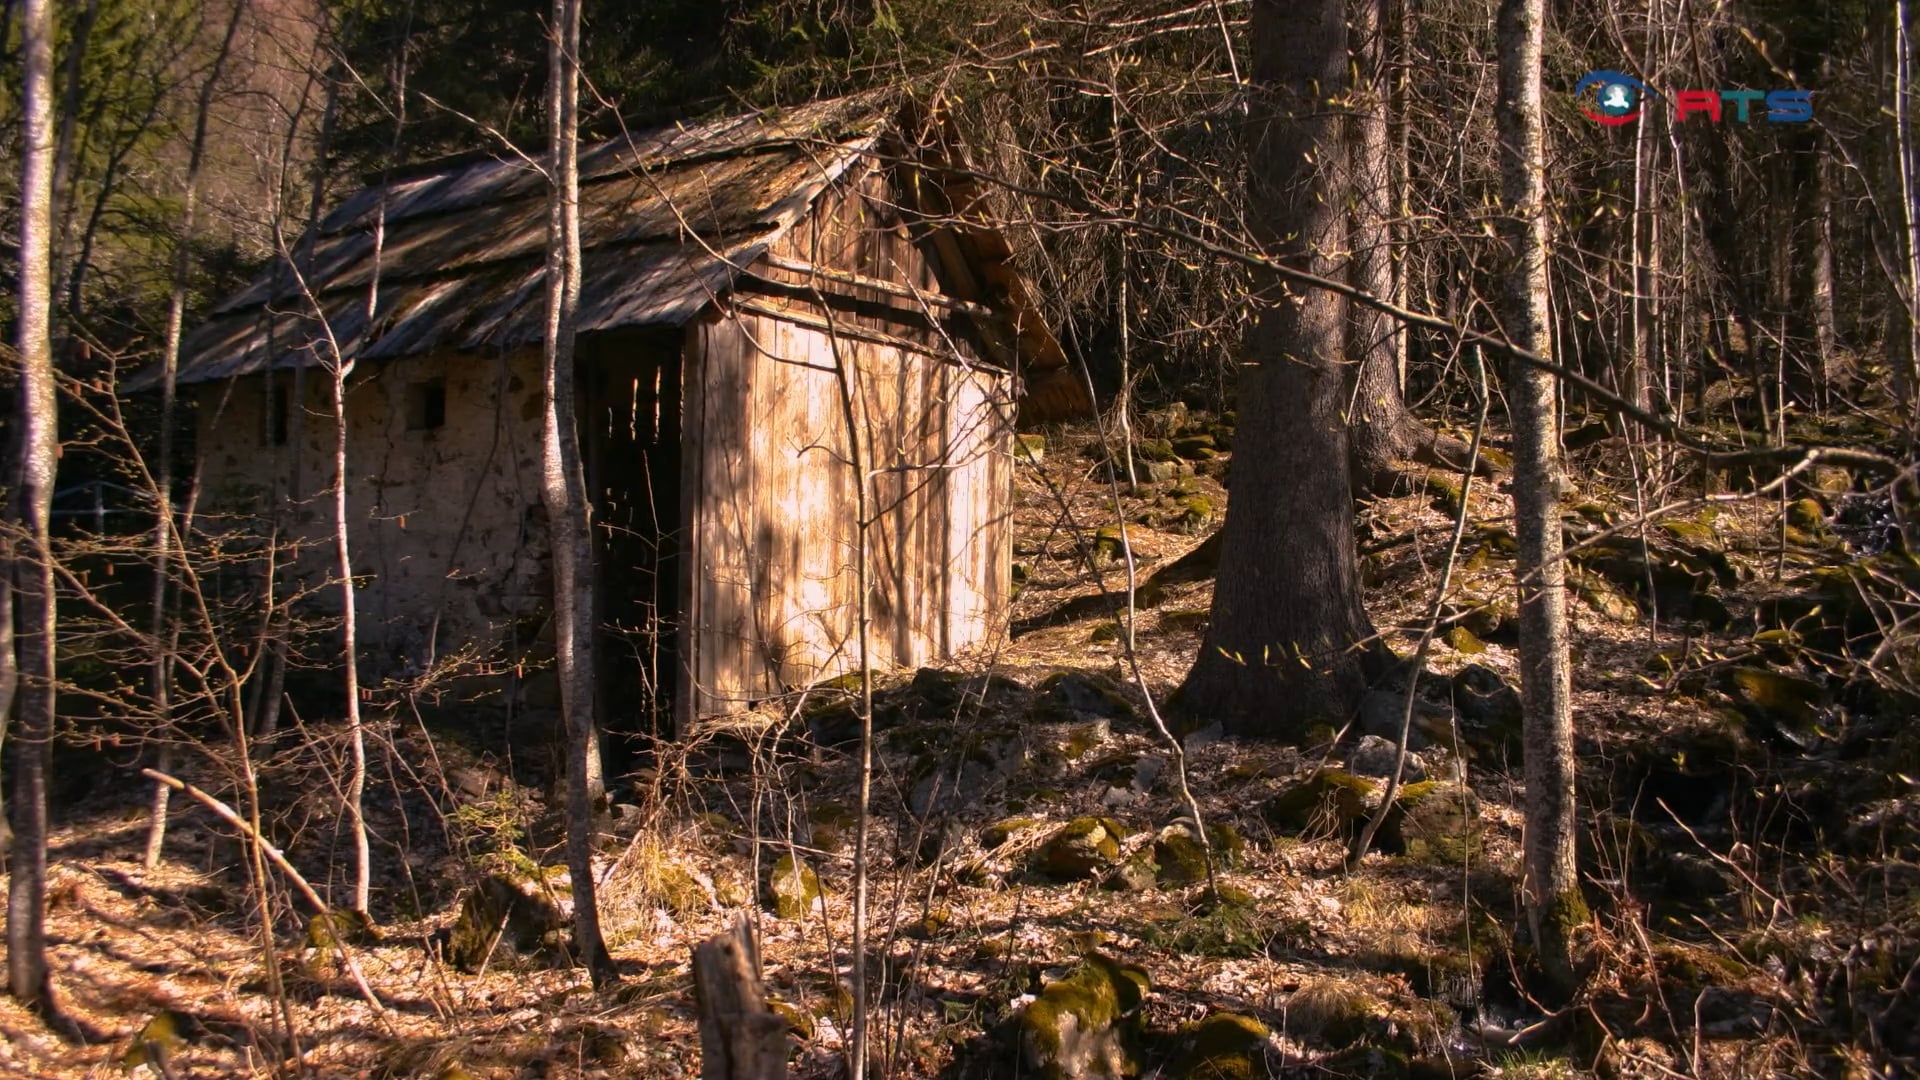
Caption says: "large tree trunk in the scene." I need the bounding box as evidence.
[543,0,614,987]
[1495,0,1587,999]
[1178,0,1378,739]
[8,0,59,1012]
[1346,0,1475,491]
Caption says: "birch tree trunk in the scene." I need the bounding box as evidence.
[1495,0,1587,999]
[542,0,615,986]
[330,358,371,916]
[145,0,247,873]
[1178,0,1380,737]
[8,0,60,1011]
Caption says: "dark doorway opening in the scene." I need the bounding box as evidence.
[580,328,684,778]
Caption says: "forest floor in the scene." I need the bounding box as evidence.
[1,407,1916,1080]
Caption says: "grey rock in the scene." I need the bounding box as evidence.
[1348,735,1426,782]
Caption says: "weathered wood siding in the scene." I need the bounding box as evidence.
[680,168,1014,721]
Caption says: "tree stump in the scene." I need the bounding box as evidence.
[692,914,788,1080]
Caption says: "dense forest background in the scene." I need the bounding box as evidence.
[2,0,1918,1078]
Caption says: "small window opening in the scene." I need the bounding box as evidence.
[406,379,447,431]
[268,383,289,446]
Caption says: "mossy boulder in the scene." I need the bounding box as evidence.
[1018,953,1153,1080]
[1094,526,1131,562]
[1102,849,1160,893]
[1569,566,1641,622]
[1450,664,1522,761]
[1426,474,1465,516]
[1142,403,1190,437]
[1318,1045,1411,1080]
[910,666,969,712]
[305,908,377,968]
[765,854,822,919]
[808,802,856,854]
[1018,433,1049,464]
[1175,495,1216,533]
[1036,670,1139,723]
[1134,438,1179,463]
[1152,820,1244,886]
[1172,434,1218,460]
[445,869,570,972]
[1725,666,1828,733]
[981,816,1041,848]
[1166,1012,1270,1080]
[1263,770,1375,835]
[1443,625,1487,655]
[1035,817,1128,880]
[1785,497,1829,534]
[1388,782,1481,862]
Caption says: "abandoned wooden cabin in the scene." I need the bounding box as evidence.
[135,95,1087,735]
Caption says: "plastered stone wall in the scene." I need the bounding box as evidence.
[191,347,551,682]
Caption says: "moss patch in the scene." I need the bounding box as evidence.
[1033,816,1128,880]
[1263,770,1375,835]
[1167,1011,1270,1080]
[1018,953,1153,1080]
[765,854,822,919]
[980,816,1040,848]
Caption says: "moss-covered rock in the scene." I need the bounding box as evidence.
[1725,666,1828,730]
[1173,434,1218,461]
[1017,433,1049,464]
[1444,625,1487,655]
[1102,849,1160,893]
[1153,820,1247,886]
[1317,1045,1410,1079]
[981,816,1041,848]
[1153,828,1209,887]
[1094,526,1131,562]
[1018,953,1153,1080]
[1450,664,1522,761]
[1785,497,1829,534]
[445,869,570,972]
[1142,403,1190,437]
[1389,782,1481,862]
[1034,817,1128,880]
[1166,1012,1270,1080]
[1176,495,1216,533]
[1569,566,1642,622]
[765,854,822,919]
[1121,437,1174,464]
[1037,670,1140,723]
[1426,474,1465,516]
[1262,770,1375,835]
[305,908,377,969]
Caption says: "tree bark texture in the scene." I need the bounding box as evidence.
[1495,0,1586,997]
[8,0,59,1011]
[542,0,614,986]
[1346,0,1475,490]
[692,915,788,1080]
[1179,0,1377,739]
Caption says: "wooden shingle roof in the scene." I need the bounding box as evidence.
[136,94,1077,409]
